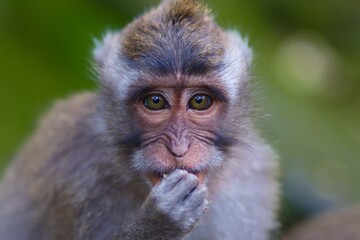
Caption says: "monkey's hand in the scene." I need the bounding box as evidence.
[118,169,208,240]
[146,169,209,232]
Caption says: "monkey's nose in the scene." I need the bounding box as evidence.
[168,139,189,158]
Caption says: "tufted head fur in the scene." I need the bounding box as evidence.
[121,0,224,76]
[94,0,252,100]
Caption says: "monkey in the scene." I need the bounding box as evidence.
[0,0,279,239]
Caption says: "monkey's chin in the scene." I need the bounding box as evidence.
[148,172,206,186]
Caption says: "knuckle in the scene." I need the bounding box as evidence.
[173,169,188,176]
[193,185,207,197]
[186,173,198,182]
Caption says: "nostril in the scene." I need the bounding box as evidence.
[171,145,188,157]
[167,140,189,158]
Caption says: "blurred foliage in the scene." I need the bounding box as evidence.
[1,0,360,232]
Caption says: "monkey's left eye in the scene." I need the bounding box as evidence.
[188,95,213,110]
[143,95,167,110]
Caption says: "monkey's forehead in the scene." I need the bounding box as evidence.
[121,0,225,76]
[94,0,252,101]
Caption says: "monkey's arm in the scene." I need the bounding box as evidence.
[116,170,208,240]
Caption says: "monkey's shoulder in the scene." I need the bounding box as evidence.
[37,91,98,134]
[8,92,101,175]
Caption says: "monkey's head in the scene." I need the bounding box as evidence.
[94,0,252,186]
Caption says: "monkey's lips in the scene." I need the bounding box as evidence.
[148,171,206,186]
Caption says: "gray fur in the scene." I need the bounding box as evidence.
[0,0,279,239]
[0,93,278,239]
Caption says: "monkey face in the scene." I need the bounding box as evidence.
[94,0,253,187]
[128,75,231,186]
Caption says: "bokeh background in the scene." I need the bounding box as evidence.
[1,0,360,233]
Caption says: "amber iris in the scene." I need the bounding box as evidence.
[144,95,167,110]
[189,95,213,110]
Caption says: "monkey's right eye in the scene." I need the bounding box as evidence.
[143,95,167,110]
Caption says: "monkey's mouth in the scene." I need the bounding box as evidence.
[148,171,206,186]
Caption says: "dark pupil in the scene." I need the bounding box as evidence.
[195,96,205,104]
[152,96,160,104]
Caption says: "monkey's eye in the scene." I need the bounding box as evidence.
[143,95,167,110]
[188,95,213,110]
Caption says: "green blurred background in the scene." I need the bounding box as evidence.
[1,0,360,232]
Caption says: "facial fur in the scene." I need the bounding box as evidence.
[94,0,253,186]
[0,1,279,239]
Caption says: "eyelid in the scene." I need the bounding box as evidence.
[140,91,163,103]
[193,87,228,103]
[188,91,215,101]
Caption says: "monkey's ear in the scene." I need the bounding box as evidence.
[225,30,252,69]
[221,30,252,99]
[92,31,135,94]
[93,31,121,69]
